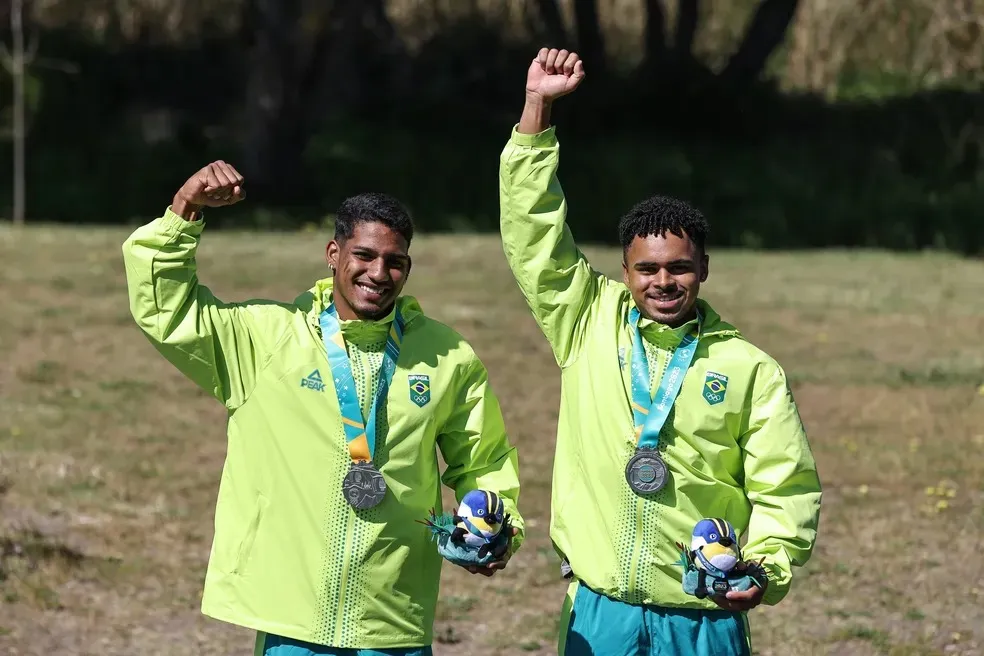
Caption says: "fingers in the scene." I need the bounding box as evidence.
[725,588,759,602]
[711,596,755,612]
[573,59,585,80]
[717,587,764,611]
[203,160,246,204]
[536,48,581,72]
[465,563,501,578]
[710,596,733,611]
[203,163,223,193]
[544,48,560,74]
[221,161,245,200]
[562,51,578,76]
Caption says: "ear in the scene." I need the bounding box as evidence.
[622,257,630,286]
[699,253,709,283]
[326,240,339,271]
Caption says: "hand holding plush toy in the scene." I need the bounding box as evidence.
[676,518,768,600]
[419,490,512,568]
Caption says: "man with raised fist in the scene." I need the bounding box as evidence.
[499,48,821,655]
[123,162,525,655]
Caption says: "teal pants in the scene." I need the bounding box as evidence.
[560,581,750,656]
[256,633,432,656]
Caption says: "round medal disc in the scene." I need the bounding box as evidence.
[625,449,669,495]
[342,462,387,509]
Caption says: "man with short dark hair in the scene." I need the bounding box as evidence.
[123,161,524,655]
[499,48,821,655]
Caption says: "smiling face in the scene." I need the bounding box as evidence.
[326,220,411,321]
[623,229,709,327]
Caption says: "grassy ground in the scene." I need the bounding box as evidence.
[1,224,982,655]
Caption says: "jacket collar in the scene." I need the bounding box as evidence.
[632,298,742,342]
[293,277,424,335]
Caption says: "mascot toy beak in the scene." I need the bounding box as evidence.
[700,540,739,572]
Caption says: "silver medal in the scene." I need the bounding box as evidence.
[342,461,387,509]
[625,448,669,495]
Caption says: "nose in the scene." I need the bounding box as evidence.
[367,258,388,282]
[718,536,733,547]
[654,270,674,289]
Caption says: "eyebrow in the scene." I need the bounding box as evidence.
[352,246,409,262]
[633,258,694,268]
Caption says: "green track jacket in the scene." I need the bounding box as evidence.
[122,209,524,648]
[499,126,820,609]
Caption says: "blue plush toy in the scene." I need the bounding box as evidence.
[675,518,767,600]
[419,490,512,568]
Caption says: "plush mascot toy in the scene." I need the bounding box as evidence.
[419,490,512,568]
[675,518,768,600]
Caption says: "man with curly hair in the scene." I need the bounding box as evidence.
[498,47,822,655]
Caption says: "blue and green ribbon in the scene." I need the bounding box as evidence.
[628,307,702,450]
[319,304,403,463]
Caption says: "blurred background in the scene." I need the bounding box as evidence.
[0,0,982,251]
[1,2,984,655]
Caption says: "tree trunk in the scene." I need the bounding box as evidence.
[573,0,606,73]
[241,0,398,205]
[241,0,334,204]
[673,0,699,60]
[643,0,666,70]
[721,0,800,86]
[12,0,25,225]
[532,0,568,45]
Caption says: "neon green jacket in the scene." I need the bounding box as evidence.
[499,126,820,609]
[122,209,524,648]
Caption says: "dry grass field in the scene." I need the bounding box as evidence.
[1,223,983,655]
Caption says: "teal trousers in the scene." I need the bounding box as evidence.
[560,581,750,656]
[256,633,432,656]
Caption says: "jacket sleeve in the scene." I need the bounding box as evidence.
[121,208,266,410]
[437,355,525,553]
[739,361,822,605]
[499,125,606,368]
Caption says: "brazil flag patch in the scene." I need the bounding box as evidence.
[409,374,431,407]
[703,372,728,406]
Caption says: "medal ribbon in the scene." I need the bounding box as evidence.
[628,307,702,450]
[319,303,404,463]
[695,548,732,579]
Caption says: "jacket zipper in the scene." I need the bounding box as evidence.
[333,498,357,643]
[627,341,669,599]
[313,317,358,646]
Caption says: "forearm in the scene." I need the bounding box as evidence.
[518,94,553,135]
[170,194,203,221]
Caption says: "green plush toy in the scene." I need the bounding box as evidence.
[419,490,511,568]
[675,518,768,600]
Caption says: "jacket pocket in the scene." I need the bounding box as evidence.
[233,493,268,576]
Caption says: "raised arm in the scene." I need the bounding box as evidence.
[499,48,604,368]
[122,162,265,410]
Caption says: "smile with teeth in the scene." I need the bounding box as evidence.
[652,291,683,302]
[357,282,387,295]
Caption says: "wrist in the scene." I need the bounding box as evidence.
[524,91,552,108]
[518,94,553,135]
[171,194,202,221]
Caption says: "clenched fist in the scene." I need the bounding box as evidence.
[172,161,245,220]
[526,48,585,104]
